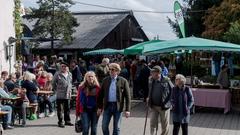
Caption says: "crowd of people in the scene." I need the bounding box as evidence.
[0,54,197,135]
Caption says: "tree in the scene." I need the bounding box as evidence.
[224,20,240,44]
[168,0,222,38]
[14,0,22,59]
[27,0,79,52]
[202,0,240,41]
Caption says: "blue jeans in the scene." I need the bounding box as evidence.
[38,96,53,113]
[1,105,12,124]
[49,94,56,103]
[81,109,98,135]
[102,103,122,135]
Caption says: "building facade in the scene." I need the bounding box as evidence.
[0,0,16,73]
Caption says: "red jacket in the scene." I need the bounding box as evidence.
[76,85,101,116]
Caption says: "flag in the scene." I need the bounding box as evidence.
[174,1,186,38]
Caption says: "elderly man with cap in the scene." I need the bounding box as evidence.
[52,61,73,128]
[147,65,173,135]
[97,63,131,135]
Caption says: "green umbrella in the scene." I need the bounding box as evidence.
[83,48,124,56]
[143,37,240,55]
[124,40,162,55]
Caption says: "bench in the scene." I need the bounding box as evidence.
[13,103,38,125]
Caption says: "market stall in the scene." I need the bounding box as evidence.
[192,88,231,114]
[139,37,240,112]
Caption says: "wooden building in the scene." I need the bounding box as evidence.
[0,0,16,73]
[24,11,148,59]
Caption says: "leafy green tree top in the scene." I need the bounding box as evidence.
[202,0,240,41]
[224,20,240,44]
[27,0,79,46]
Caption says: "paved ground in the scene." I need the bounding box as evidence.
[4,102,240,135]
[5,101,148,135]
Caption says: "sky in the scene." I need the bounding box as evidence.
[22,0,183,40]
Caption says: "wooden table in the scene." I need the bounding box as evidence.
[195,84,221,89]
[0,111,8,116]
[0,97,21,106]
[37,91,53,95]
[0,97,21,101]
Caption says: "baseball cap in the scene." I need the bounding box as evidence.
[151,65,162,72]
[60,61,69,67]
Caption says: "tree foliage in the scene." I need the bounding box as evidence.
[168,0,222,38]
[224,20,240,44]
[27,0,79,45]
[14,0,22,60]
[14,0,22,39]
[202,0,240,41]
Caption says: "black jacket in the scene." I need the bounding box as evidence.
[71,66,82,84]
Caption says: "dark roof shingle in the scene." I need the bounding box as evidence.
[26,11,131,49]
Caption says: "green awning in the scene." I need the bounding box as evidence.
[124,40,162,55]
[143,37,240,55]
[83,48,124,56]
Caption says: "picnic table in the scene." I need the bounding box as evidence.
[0,111,8,116]
[0,97,21,101]
[37,90,53,95]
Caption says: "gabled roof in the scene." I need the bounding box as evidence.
[24,11,146,49]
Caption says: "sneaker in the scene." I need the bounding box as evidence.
[21,123,26,127]
[58,123,65,128]
[3,124,14,130]
[5,125,14,130]
[48,112,55,117]
[65,122,74,126]
[39,113,45,118]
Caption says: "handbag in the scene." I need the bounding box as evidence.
[75,116,82,133]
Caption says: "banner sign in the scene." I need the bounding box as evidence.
[174,1,186,38]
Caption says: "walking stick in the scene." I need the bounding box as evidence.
[143,105,149,135]
[155,123,158,135]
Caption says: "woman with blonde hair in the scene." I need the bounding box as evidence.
[76,71,101,135]
[22,71,39,120]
